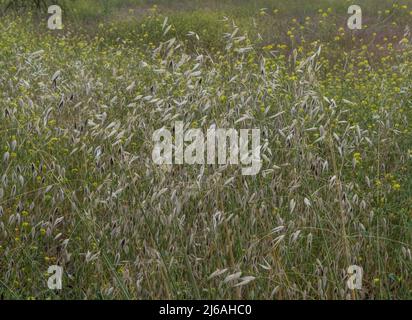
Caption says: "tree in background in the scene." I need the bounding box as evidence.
[4,0,64,11]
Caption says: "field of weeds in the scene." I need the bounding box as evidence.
[0,0,412,299]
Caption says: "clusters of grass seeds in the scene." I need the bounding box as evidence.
[0,2,412,299]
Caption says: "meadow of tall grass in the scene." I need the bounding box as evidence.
[0,0,411,300]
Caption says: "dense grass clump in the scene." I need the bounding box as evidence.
[0,0,411,299]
